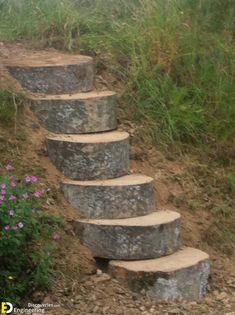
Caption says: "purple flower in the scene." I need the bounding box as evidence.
[9,176,14,180]
[18,222,24,229]
[10,181,17,188]
[4,225,10,231]
[9,195,16,202]
[33,191,41,198]
[22,192,29,200]
[25,176,31,183]
[5,164,13,172]
[25,175,38,184]
[13,225,18,231]
[52,233,60,241]
[9,210,15,217]
[31,176,38,183]
[1,183,6,189]
[1,190,6,195]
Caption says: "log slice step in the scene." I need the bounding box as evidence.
[46,131,129,180]
[73,210,181,260]
[62,174,156,219]
[29,91,117,134]
[6,51,94,94]
[109,247,210,302]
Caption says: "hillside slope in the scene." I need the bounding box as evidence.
[0,42,234,314]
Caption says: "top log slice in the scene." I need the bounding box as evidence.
[6,50,94,94]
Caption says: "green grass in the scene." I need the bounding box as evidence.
[0,91,16,126]
[0,91,24,127]
[224,174,235,193]
[0,0,234,149]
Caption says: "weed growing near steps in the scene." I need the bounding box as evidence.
[0,164,62,304]
[0,0,234,150]
[0,92,15,125]
[0,91,24,128]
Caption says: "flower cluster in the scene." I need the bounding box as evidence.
[0,164,61,303]
[25,175,38,184]
[0,165,42,233]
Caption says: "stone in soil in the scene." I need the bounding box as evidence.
[109,247,210,302]
[29,91,117,134]
[46,131,129,180]
[73,210,181,260]
[62,174,155,219]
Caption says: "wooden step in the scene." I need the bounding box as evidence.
[62,174,156,219]
[46,131,129,180]
[6,50,94,94]
[109,247,210,302]
[73,210,181,260]
[29,91,117,134]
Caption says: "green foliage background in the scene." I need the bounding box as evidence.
[0,0,234,148]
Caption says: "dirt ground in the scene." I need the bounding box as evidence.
[0,42,234,315]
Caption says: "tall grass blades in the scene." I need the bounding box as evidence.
[0,0,234,149]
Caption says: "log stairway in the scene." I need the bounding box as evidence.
[6,50,210,302]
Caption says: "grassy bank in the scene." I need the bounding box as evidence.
[0,0,234,150]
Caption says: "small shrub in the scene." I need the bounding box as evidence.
[0,164,61,304]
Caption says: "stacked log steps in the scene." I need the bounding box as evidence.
[7,50,210,302]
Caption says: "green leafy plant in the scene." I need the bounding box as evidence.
[0,164,61,304]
